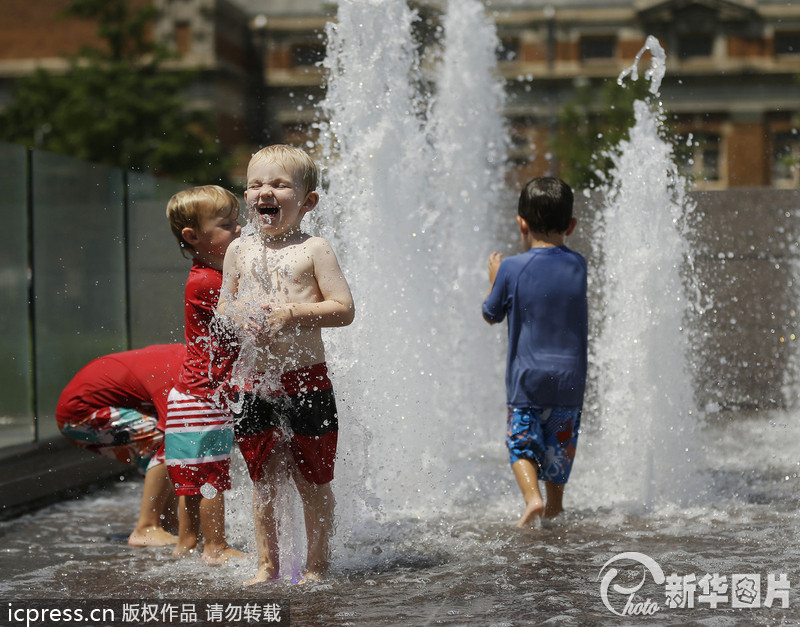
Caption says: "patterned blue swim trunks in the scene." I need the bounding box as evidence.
[506,406,581,484]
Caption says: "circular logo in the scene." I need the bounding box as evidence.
[598,552,665,616]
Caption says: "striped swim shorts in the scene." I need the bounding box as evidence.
[164,389,234,496]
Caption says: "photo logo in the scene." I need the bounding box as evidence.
[598,551,791,617]
[598,552,665,617]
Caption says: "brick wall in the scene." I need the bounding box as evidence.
[0,0,103,60]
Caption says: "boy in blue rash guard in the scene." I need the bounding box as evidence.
[482,177,588,527]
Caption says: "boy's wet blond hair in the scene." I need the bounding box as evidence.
[166,185,239,255]
[249,144,319,194]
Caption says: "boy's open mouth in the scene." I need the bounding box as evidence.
[258,205,279,216]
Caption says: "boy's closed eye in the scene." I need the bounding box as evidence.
[247,180,291,191]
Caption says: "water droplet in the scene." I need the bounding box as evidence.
[200,483,218,499]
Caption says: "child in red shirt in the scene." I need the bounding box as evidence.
[165,185,242,563]
[56,343,185,546]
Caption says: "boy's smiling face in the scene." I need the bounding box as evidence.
[245,158,318,239]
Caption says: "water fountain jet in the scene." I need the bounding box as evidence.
[580,36,706,510]
[314,0,511,538]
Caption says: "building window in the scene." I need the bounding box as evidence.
[580,36,616,61]
[773,131,800,185]
[497,37,519,62]
[678,33,714,59]
[174,21,191,56]
[700,137,720,181]
[291,44,325,67]
[508,119,534,154]
[775,32,800,55]
[677,133,721,182]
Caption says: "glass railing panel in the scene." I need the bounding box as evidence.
[0,142,35,447]
[31,150,127,440]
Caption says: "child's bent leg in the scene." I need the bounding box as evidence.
[539,408,580,520]
[292,472,335,582]
[543,481,565,519]
[512,458,544,527]
[129,463,177,546]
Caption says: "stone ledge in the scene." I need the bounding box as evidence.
[0,438,134,520]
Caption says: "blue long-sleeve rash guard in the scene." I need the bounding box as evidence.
[483,246,588,409]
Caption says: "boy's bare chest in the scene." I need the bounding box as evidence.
[241,245,316,297]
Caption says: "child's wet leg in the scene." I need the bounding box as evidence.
[293,473,334,583]
[200,493,244,564]
[512,458,544,527]
[543,481,564,519]
[173,495,201,557]
[128,463,178,546]
[245,462,283,585]
[161,485,178,532]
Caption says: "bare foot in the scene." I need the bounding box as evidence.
[128,526,178,547]
[543,503,563,519]
[515,495,544,528]
[244,566,280,586]
[202,546,245,565]
[297,571,325,585]
[172,543,198,559]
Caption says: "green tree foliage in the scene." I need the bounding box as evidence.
[550,77,652,190]
[0,0,231,185]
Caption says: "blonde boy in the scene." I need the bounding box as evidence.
[165,185,243,563]
[217,145,355,584]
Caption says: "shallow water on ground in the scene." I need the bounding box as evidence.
[2,410,799,625]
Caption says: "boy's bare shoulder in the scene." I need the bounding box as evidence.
[302,235,334,251]
[289,235,335,258]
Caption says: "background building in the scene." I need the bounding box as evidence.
[491,0,800,189]
[1,0,798,188]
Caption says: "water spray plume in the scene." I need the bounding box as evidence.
[583,36,705,510]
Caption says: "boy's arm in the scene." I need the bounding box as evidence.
[486,251,503,297]
[215,241,248,332]
[269,238,355,331]
[483,252,504,325]
[217,241,276,342]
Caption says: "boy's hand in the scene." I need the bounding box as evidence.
[264,305,294,342]
[245,305,272,343]
[488,252,503,285]
[246,304,295,344]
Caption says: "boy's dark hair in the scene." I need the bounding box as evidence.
[518,177,574,234]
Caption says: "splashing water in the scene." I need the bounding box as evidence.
[582,36,705,509]
[231,2,705,578]
[314,0,510,535]
[616,35,666,95]
[6,19,800,623]
[218,0,511,578]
